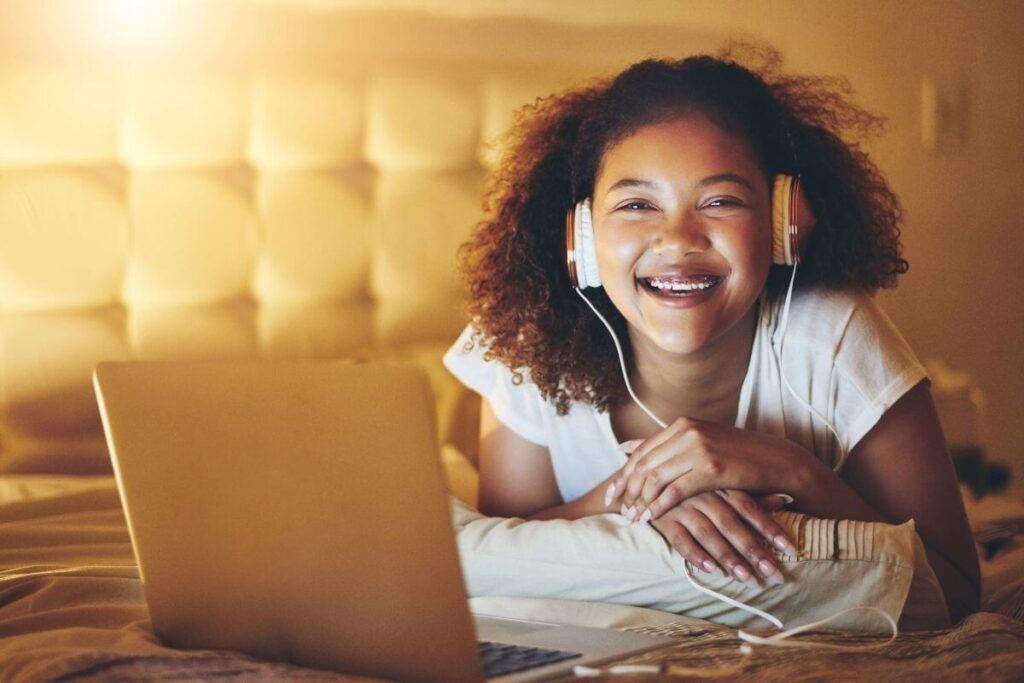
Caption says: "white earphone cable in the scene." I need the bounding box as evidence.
[773,265,848,473]
[574,288,667,431]
[737,606,898,653]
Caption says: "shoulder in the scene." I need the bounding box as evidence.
[757,287,928,467]
[766,287,895,352]
[443,324,552,446]
[765,286,926,404]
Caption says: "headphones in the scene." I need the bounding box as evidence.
[565,174,817,289]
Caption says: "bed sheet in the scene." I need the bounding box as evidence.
[1,476,1023,682]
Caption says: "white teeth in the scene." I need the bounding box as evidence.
[646,277,718,292]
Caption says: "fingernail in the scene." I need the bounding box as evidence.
[702,560,717,574]
[638,509,652,524]
[733,565,753,582]
[604,483,616,507]
[775,494,795,505]
[625,506,636,521]
[618,439,643,454]
[758,559,778,578]
[773,535,798,555]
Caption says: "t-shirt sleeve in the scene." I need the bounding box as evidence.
[832,294,928,462]
[443,325,550,447]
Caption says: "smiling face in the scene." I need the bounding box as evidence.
[591,115,773,356]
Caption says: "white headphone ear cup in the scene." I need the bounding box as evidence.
[576,199,602,288]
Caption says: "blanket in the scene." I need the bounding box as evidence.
[1,477,1022,682]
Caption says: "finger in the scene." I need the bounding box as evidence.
[612,421,697,509]
[611,419,693,506]
[629,417,690,461]
[755,493,795,513]
[679,508,759,585]
[650,518,724,577]
[631,462,698,521]
[638,471,710,522]
[619,468,647,512]
[703,493,785,582]
[607,454,644,506]
[618,439,644,455]
[621,440,694,510]
[755,494,786,512]
[722,490,798,556]
[605,465,635,508]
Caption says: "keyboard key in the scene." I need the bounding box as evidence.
[478,641,582,677]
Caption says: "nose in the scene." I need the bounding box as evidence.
[651,210,711,257]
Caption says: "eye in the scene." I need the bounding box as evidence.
[615,199,656,212]
[700,196,747,214]
[702,196,744,209]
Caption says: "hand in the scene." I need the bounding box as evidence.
[648,490,797,584]
[606,417,818,522]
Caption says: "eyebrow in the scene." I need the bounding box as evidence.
[606,178,660,192]
[605,173,755,194]
[698,173,755,191]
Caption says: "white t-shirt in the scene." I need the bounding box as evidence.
[443,288,927,504]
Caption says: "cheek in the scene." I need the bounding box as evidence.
[725,222,772,283]
[594,225,642,286]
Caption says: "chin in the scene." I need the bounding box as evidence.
[645,329,715,356]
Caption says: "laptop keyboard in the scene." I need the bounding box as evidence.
[478,640,582,678]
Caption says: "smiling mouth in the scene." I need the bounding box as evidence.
[639,275,723,296]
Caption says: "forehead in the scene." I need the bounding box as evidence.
[595,116,763,189]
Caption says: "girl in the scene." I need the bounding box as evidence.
[443,49,979,623]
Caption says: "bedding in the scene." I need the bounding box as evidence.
[452,499,951,632]
[2,475,1022,682]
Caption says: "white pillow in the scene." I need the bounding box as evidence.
[451,502,950,633]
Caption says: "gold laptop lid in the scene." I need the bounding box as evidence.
[94,360,483,683]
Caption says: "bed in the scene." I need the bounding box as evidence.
[1,476,1023,681]
[1,2,1023,681]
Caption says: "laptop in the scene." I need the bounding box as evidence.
[93,360,672,682]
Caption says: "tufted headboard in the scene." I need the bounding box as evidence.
[0,3,723,477]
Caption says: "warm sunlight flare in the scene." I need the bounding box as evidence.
[98,0,174,53]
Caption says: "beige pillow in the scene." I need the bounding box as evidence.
[451,501,949,633]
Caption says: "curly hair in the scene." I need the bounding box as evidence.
[457,46,908,415]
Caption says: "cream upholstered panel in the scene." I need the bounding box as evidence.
[371,170,482,344]
[0,63,120,166]
[0,169,129,310]
[249,72,364,171]
[0,56,574,474]
[121,68,247,169]
[365,75,480,172]
[254,171,370,303]
[123,170,258,307]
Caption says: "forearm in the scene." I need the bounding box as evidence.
[526,474,617,521]
[787,459,888,523]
